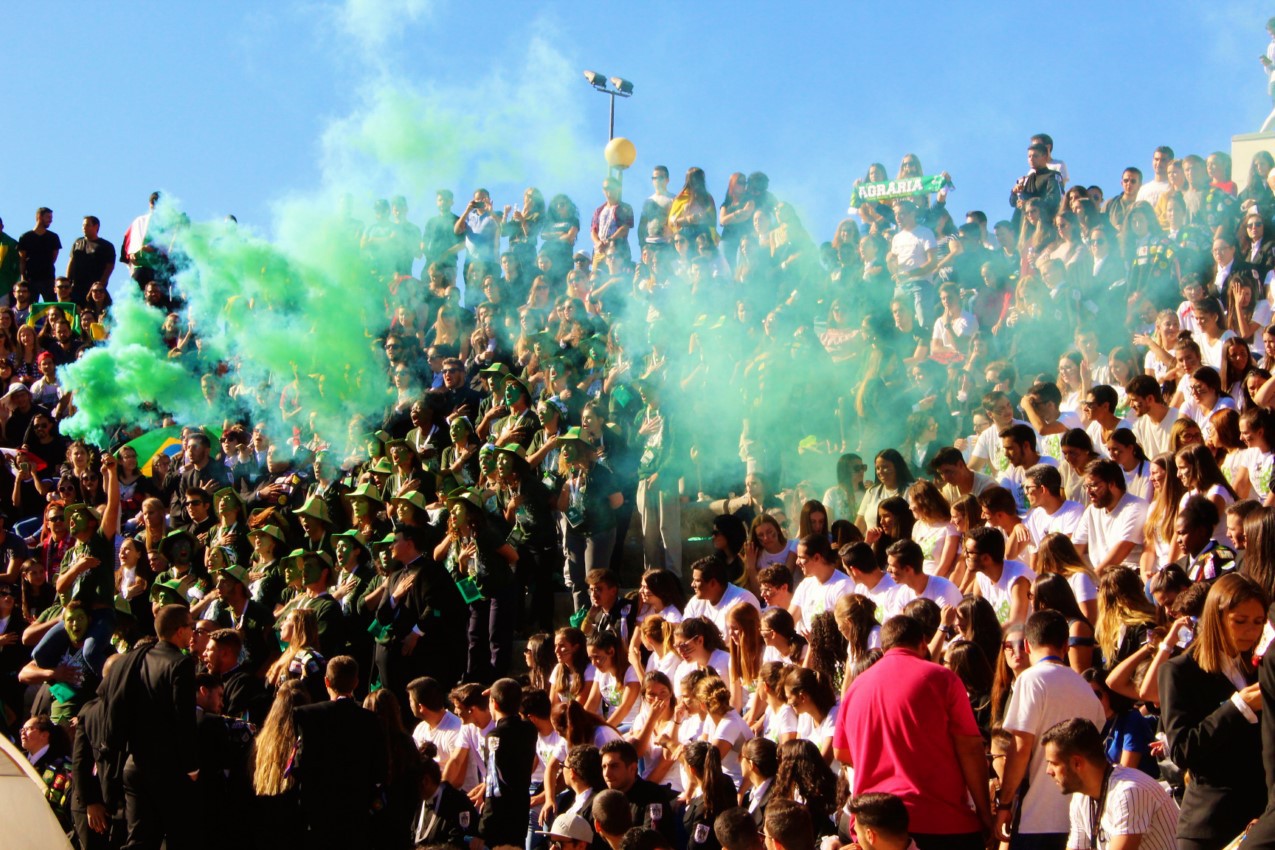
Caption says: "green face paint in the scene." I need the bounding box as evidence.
[68,510,92,536]
[284,558,304,585]
[351,499,370,520]
[449,420,468,444]
[334,539,354,565]
[64,608,89,645]
[302,556,326,586]
[496,453,515,477]
[504,382,523,405]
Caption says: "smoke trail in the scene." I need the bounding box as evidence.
[59,3,593,456]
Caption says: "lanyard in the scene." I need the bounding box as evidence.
[1089,765,1113,850]
[1036,655,1065,666]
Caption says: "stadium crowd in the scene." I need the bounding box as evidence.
[2,134,1275,850]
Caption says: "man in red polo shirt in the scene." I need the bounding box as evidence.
[833,615,992,850]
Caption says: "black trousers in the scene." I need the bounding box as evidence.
[122,757,194,850]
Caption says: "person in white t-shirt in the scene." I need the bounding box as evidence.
[965,526,1036,624]
[672,617,733,693]
[994,612,1105,847]
[1022,464,1085,552]
[1041,718,1179,850]
[970,391,1034,477]
[999,424,1059,516]
[1126,375,1181,459]
[408,676,478,791]
[1073,460,1148,573]
[839,541,904,619]
[585,631,641,729]
[784,666,839,764]
[789,535,852,634]
[696,674,755,789]
[684,557,760,636]
[1239,406,1275,498]
[885,539,963,610]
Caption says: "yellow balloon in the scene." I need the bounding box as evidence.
[604,137,637,170]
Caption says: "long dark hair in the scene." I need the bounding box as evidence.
[957,595,1002,666]
[773,739,838,825]
[875,448,915,489]
[683,741,735,822]
[1031,573,1089,625]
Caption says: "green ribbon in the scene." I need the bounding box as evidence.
[849,174,950,208]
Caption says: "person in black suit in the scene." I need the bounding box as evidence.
[71,654,126,850]
[478,678,538,847]
[374,526,467,699]
[1158,574,1268,850]
[293,654,388,850]
[202,628,269,725]
[599,740,679,846]
[413,746,479,848]
[1236,598,1275,850]
[121,603,199,850]
[739,738,777,828]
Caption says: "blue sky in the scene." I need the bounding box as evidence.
[3,1,1271,251]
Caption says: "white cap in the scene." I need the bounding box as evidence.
[537,813,594,844]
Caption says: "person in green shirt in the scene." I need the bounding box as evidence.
[34,453,120,676]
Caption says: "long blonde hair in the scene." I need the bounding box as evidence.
[1145,453,1185,545]
[266,608,319,688]
[251,680,310,795]
[1190,573,1270,674]
[1034,533,1098,585]
[726,603,764,689]
[1095,568,1157,662]
[641,615,675,657]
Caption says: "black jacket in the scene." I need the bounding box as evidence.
[127,640,198,775]
[625,777,679,846]
[1158,651,1265,843]
[294,697,388,838]
[477,714,537,845]
[414,782,479,848]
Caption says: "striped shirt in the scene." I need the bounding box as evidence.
[1066,765,1179,850]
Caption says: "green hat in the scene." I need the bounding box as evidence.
[342,482,385,508]
[212,487,246,516]
[247,523,286,545]
[556,426,596,449]
[293,495,331,525]
[502,374,531,398]
[389,490,430,513]
[149,579,188,607]
[65,503,101,523]
[478,362,511,378]
[581,334,609,360]
[114,596,136,618]
[382,433,416,453]
[331,529,370,556]
[445,487,485,511]
[492,442,529,470]
[158,528,198,562]
[216,564,250,586]
[373,532,397,550]
[368,457,394,475]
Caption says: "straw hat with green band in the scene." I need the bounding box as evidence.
[149,579,187,607]
[212,487,246,517]
[293,494,331,525]
[215,564,251,586]
[64,502,101,524]
[331,529,370,556]
[388,490,430,513]
[555,427,596,449]
[158,528,198,563]
[247,524,287,545]
[342,482,386,508]
[445,487,486,511]
[492,442,530,472]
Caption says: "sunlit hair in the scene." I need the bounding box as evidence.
[1147,453,1187,545]
[906,479,951,523]
[1190,573,1269,674]
[1095,568,1157,663]
[1244,506,1275,600]
[641,615,676,657]
[251,680,310,795]
[1168,417,1203,454]
[265,608,319,688]
[726,603,764,690]
[1033,533,1098,585]
[1175,443,1237,500]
